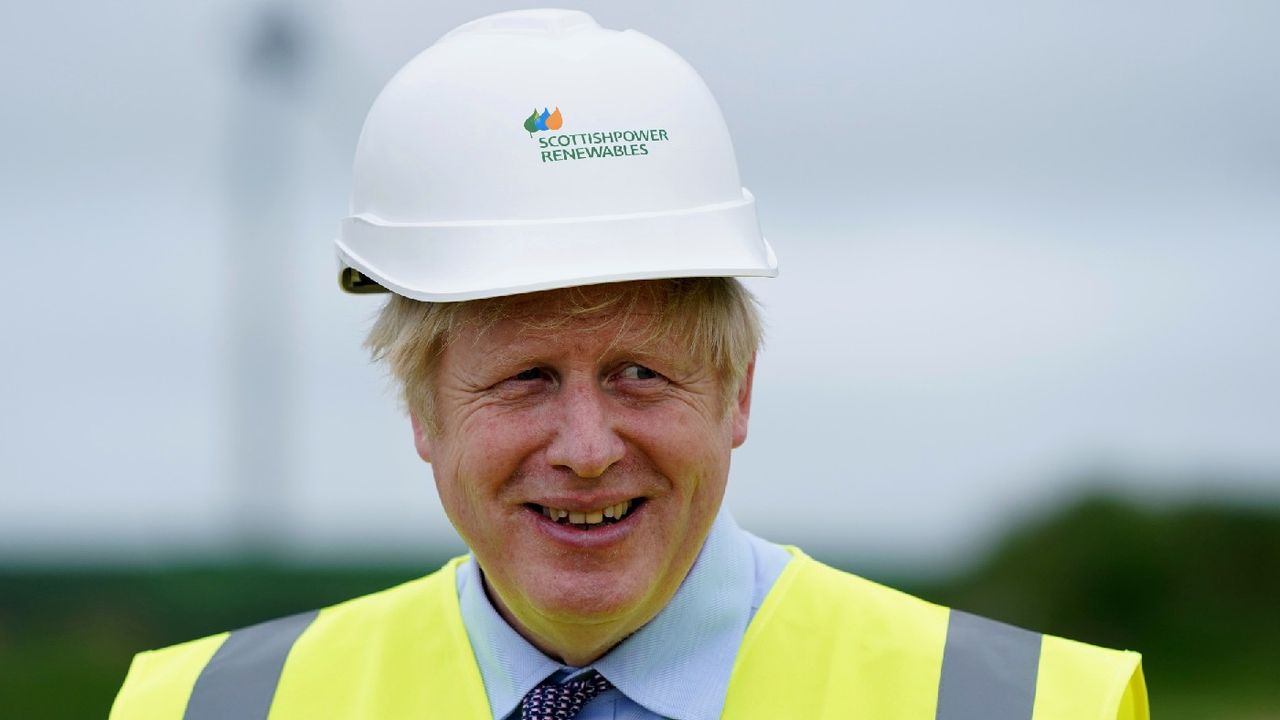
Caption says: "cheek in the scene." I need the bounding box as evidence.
[643,403,731,458]
[470,408,550,469]
[433,409,549,509]
[627,407,733,497]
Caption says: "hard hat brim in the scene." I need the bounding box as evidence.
[335,189,777,302]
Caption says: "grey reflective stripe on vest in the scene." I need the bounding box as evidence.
[184,609,319,720]
[936,610,1043,720]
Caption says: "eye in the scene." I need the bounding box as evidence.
[618,364,659,381]
[512,367,548,382]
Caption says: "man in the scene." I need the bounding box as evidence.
[112,9,1147,719]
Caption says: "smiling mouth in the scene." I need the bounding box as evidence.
[527,499,644,530]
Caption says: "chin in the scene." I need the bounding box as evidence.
[526,570,656,625]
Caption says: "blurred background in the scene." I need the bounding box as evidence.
[2,0,1277,717]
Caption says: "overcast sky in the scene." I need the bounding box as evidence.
[2,0,1277,569]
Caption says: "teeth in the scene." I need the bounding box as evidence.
[539,500,635,526]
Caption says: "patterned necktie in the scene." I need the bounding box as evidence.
[520,670,613,720]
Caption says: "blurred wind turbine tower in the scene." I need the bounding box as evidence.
[224,4,309,555]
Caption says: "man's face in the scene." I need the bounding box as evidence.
[412,284,753,644]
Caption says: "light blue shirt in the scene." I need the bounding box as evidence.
[456,509,793,720]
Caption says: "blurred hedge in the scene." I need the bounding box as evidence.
[1,494,1277,718]
[907,495,1280,719]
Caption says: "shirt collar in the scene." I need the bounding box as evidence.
[456,508,756,720]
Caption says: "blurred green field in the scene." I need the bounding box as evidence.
[2,493,1277,718]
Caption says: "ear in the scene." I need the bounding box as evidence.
[730,355,756,449]
[410,412,434,464]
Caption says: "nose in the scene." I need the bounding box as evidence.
[544,382,625,478]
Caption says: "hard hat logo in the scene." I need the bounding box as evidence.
[524,106,564,135]
[520,104,669,164]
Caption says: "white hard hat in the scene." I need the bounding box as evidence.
[336,8,778,302]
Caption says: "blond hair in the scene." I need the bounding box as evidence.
[365,278,763,433]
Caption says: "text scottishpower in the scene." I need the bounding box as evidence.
[536,129,670,163]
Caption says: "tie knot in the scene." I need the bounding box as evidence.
[520,670,613,720]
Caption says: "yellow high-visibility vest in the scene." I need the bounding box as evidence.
[112,550,1147,719]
